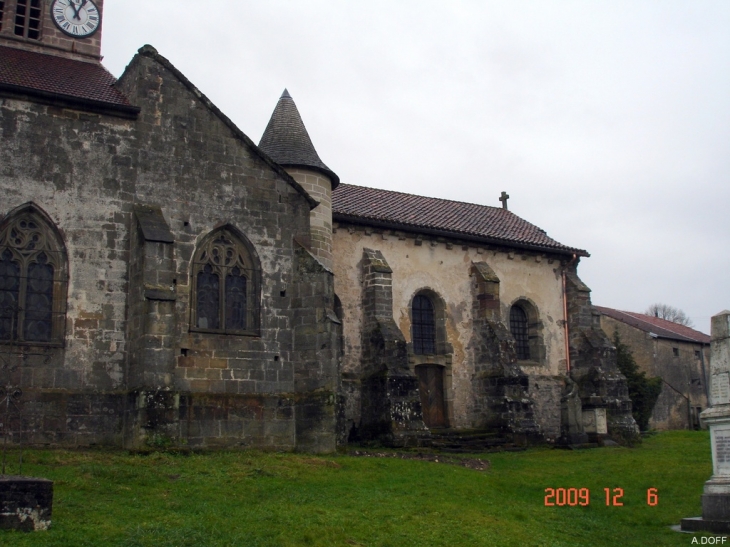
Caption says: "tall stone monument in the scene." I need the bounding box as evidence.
[682,310,730,532]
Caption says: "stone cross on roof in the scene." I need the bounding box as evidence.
[499,191,509,210]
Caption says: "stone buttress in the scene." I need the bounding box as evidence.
[565,264,639,442]
[359,248,428,445]
[469,262,541,442]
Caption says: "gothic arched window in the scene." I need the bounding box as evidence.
[0,205,68,345]
[191,227,260,335]
[412,294,436,355]
[510,304,530,360]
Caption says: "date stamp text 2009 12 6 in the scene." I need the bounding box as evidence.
[543,487,658,506]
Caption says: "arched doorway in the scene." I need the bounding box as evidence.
[416,364,447,428]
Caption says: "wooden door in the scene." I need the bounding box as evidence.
[416,365,446,428]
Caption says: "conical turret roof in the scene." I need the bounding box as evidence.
[259,89,339,188]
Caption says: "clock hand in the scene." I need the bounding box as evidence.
[71,0,87,21]
[70,0,82,20]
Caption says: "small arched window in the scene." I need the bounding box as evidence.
[510,305,530,360]
[0,205,67,345]
[412,294,435,355]
[191,227,260,335]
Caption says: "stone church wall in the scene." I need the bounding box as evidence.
[0,47,338,451]
[333,221,570,437]
[0,96,135,445]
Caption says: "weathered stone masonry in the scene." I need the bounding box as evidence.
[0,46,339,452]
[332,217,638,446]
[358,248,427,445]
[565,266,637,441]
[469,262,540,441]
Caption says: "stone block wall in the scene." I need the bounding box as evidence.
[287,169,333,271]
[0,95,134,446]
[0,46,338,452]
[525,374,563,441]
[289,244,339,452]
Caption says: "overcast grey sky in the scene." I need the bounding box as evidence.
[100,1,729,334]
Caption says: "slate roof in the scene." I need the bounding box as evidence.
[259,89,339,188]
[332,183,588,256]
[595,306,710,344]
[0,45,138,117]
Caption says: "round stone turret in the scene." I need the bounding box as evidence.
[259,89,338,270]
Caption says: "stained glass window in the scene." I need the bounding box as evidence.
[0,249,20,341]
[24,252,54,341]
[225,268,247,331]
[0,207,67,345]
[192,228,259,334]
[196,264,219,329]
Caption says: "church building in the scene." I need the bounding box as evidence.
[0,0,637,451]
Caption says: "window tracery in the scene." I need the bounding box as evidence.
[191,227,260,335]
[0,207,67,345]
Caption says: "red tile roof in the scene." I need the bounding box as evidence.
[0,45,137,116]
[332,183,588,256]
[595,306,710,344]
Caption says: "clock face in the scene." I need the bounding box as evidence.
[51,0,101,38]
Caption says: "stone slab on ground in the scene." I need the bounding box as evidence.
[0,476,53,531]
[680,516,730,534]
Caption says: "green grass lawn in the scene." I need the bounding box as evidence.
[0,431,714,546]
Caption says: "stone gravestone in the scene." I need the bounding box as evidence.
[682,310,730,532]
[0,358,54,532]
[0,477,53,531]
[558,375,589,446]
[582,395,608,438]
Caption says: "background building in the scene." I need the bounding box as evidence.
[596,306,710,430]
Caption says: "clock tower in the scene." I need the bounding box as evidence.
[0,0,137,118]
[0,0,104,62]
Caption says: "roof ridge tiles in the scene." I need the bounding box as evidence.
[332,183,588,256]
[336,183,506,211]
[594,306,710,344]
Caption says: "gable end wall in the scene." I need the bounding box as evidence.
[0,50,337,451]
